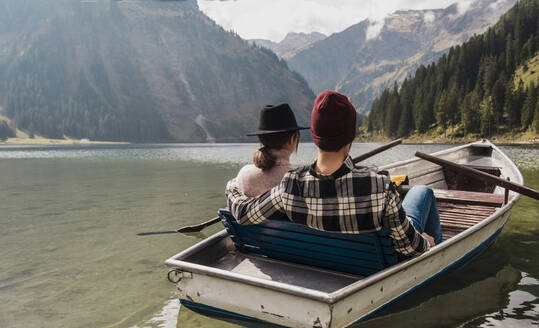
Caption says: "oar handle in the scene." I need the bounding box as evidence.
[415,151,539,200]
[353,139,402,163]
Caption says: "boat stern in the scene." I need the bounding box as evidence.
[170,269,333,328]
[165,230,336,328]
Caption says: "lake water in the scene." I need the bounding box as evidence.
[0,143,537,328]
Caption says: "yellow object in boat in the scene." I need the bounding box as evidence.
[391,175,409,187]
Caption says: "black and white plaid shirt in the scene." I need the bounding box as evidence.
[226,156,430,257]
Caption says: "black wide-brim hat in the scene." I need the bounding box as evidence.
[246,103,310,136]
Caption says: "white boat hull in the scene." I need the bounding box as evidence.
[170,209,511,328]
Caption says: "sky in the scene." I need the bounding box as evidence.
[197,0,478,42]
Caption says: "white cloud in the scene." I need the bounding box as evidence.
[489,0,509,10]
[424,11,436,24]
[366,20,385,40]
[456,0,475,15]
[198,0,479,42]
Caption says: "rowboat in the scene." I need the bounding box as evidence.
[165,140,523,328]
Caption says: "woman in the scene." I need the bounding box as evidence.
[237,103,308,197]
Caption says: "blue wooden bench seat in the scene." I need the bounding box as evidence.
[218,209,397,276]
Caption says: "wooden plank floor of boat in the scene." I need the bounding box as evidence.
[435,189,504,241]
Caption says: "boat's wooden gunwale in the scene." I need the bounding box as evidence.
[165,141,522,308]
[378,142,472,174]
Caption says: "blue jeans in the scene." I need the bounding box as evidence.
[402,186,443,245]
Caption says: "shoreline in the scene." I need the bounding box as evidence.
[0,137,130,145]
[1,137,537,146]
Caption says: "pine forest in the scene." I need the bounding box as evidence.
[367,0,538,139]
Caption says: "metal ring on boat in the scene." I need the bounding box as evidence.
[167,269,183,283]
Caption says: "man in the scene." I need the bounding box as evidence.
[226,90,442,257]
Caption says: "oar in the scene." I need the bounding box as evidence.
[137,139,404,236]
[352,139,402,163]
[137,217,220,236]
[415,151,539,200]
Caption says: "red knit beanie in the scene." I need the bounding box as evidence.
[311,90,357,150]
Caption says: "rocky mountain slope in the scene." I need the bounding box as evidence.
[250,32,326,58]
[0,0,314,142]
[286,0,517,113]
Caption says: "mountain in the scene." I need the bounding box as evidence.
[286,0,517,113]
[367,0,538,138]
[250,32,326,58]
[0,0,315,142]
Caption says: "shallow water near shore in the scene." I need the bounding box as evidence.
[0,143,537,328]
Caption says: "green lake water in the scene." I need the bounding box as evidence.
[0,143,537,328]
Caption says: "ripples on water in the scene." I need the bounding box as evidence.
[1,143,537,169]
[0,143,537,328]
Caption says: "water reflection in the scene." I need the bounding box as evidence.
[136,299,179,328]
[459,284,539,327]
[356,266,523,328]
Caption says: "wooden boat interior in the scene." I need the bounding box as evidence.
[173,142,519,294]
[385,143,510,241]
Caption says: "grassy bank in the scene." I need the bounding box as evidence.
[0,111,128,145]
[0,120,128,145]
[357,129,538,144]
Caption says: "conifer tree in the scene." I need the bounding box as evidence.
[435,91,450,136]
[397,82,414,137]
[461,90,481,134]
[480,96,494,137]
[384,84,401,137]
[0,120,16,140]
[491,76,506,126]
[532,101,539,132]
[521,82,537,129]
[446,83,461,124]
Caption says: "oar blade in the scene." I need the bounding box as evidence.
[177,217,221,233]
[177,226,201,233]
[138,217,222,236]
